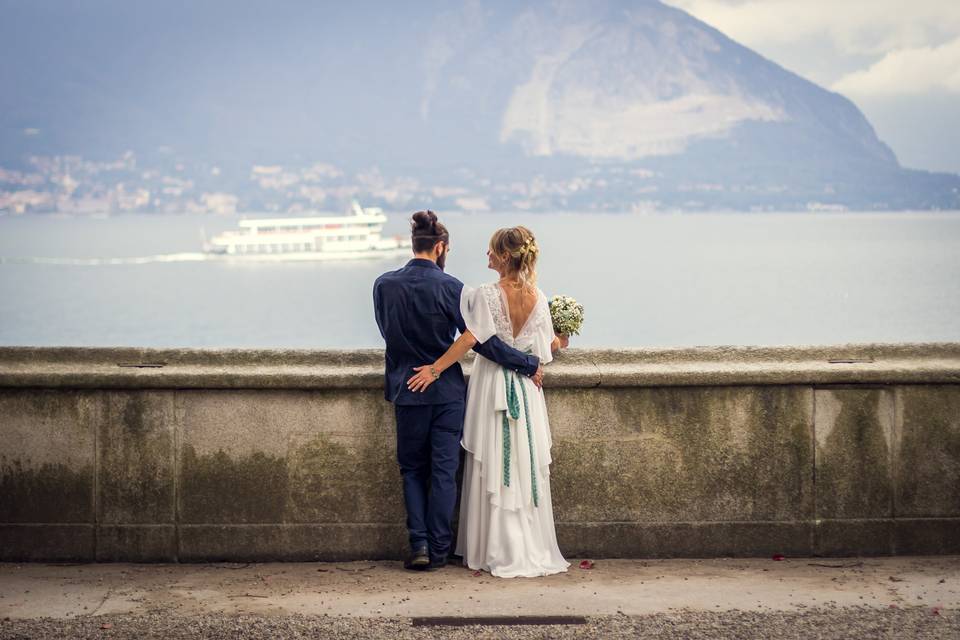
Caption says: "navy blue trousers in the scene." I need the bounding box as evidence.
[394,400,465,559]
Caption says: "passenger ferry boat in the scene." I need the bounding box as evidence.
[203,201,411,261]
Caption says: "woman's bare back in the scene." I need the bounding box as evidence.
[497,283,538,338]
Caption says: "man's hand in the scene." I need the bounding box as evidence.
[531,363,544,389]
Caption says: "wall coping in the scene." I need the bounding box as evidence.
[1,343,959,389]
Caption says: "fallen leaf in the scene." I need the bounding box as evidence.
[579,560,595,570]
[472,570,482,577]
[771,554,785,561]
[888,576,905,582]
[100,622,113,629]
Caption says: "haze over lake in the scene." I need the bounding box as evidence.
[1,211,958,350]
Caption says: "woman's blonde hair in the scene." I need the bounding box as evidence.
[489,226,538,288]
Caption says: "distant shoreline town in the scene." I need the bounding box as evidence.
[3,150,956,216]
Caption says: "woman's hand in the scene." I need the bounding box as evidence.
[551,333,570,352]
[407,364,440,392]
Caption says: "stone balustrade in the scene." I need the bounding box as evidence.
[1,344,958,561]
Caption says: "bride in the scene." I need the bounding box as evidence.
[406,226,570,578]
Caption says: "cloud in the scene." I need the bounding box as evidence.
[666,0,960,56]
[832,37,960,95]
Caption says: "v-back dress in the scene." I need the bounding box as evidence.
[454,282,569,578]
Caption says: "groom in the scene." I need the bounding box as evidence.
[373,211,543,570]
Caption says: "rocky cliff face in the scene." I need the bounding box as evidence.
[422,0,896,166]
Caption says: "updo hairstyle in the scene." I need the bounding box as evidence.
[489,225,538,288]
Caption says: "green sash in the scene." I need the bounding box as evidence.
[501,366,539,507]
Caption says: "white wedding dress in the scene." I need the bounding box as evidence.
[454,282,570,578]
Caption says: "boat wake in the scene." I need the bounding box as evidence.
[0,247,411,266]
[0,252,210,265]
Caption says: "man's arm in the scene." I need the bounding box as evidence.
[472,335,540,377]
[372,278,387,340]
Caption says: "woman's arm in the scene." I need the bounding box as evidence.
[407,330,479,392]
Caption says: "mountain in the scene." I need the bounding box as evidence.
[1,0,957,213]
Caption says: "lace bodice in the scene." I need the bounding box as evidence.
[479,282,548,349]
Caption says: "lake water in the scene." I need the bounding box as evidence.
[1,211,958,349]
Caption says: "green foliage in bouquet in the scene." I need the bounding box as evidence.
[549,295,584,336]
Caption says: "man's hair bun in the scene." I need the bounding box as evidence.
[411,210,438,232]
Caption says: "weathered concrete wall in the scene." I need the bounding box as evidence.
[1,345,958,561]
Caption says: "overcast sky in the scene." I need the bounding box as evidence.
[664,0,960,174]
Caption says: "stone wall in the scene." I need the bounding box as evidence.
[1,344,958,561]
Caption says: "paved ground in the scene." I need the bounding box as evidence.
[1,556,958,638]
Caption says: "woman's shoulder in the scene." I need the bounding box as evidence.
[463,282,502,309]
[478,281,504,298]
[459,281,494,294]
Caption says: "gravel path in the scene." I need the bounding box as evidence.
[2,607,958,640]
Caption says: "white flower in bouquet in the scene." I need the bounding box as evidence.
[549,294,584,336]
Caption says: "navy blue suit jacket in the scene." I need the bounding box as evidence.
[373,258,540,405]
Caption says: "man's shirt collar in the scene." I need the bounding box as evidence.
[406,258,441,271]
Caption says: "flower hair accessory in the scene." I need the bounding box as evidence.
[516,236,537,257]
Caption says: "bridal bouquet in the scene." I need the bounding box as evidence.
[549,294,584,336]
